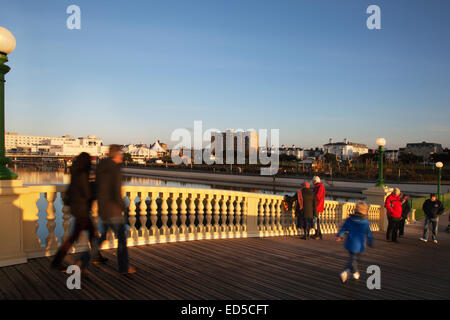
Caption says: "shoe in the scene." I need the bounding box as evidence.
[433,240,438,244]
[340,270,349,283]
[120,266,137,275]
[92,256,109,265]
[353,272,360,280]
[419,238,428,242]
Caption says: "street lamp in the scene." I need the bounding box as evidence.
[436,161,443,201]
[0,26,18,179]
[375,137,386,187]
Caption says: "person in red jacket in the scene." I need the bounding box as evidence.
[312,176,325,240]
[384,188,403,242]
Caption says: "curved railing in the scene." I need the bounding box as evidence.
[19,184,382,260]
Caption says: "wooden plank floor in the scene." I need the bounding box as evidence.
[1,226,449,300]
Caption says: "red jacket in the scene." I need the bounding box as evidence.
[385,193,402,218]
[313,183,325,213]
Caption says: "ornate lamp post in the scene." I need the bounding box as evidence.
[375,137,386,187]
[0,26,17,179]
[436,161,443,201]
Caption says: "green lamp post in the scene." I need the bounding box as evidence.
[436,161,443,201]
[375,137,386,187]
[0,26,18,179]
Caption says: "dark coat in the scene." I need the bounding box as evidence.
[337,213,374,253]
[68,171,92,219]
[401,200,411,219]
[423,199,444,219]
[285,188,317,219]
[96,157,125,219]
[301,188,317,219]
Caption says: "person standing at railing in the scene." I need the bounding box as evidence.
[312,176,325,240]
[93,144,136,275]
[420,193,444,244]
[384,188,402,243]
[51,152,106,271]
[336,201,374,283]
[398,193,410,238]
[285,182,317,240]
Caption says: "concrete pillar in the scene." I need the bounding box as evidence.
[363,186,393,232]
[0,180,27,267]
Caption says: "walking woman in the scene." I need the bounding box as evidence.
[51,152,105,271]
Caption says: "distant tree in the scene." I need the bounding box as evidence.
[279,154,298,162]
[357,153,378,162]
[324,153,338,164]
[430,152,450,165]
[123,153,133,163]
[399,153,423,164]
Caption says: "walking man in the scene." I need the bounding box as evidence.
[312,176,325,240]
[420,194,444,244]
[95,144,136,274]
[385,188,402,243]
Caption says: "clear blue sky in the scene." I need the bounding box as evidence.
[1,0,449,149]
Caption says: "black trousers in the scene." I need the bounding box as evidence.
[398,218,406,236]
[386,217,401,241]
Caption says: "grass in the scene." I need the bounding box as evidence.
[411,193,449,220]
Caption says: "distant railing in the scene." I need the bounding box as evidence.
[17,185,382,260]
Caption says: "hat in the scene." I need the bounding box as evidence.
[355,201,369,215]
[302,181,310,188]
[312,176,320,184]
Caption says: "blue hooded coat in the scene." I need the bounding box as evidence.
[337,213,374,253]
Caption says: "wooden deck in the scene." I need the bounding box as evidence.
[1,221,450,300]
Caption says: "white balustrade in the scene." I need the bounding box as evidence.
[0,183,382,264]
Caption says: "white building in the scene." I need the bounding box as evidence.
[323,138,368,160]
[6,132,106,157]
[211,130,258,159]
[279,145,304,159]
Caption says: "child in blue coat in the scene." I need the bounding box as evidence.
[336,201,375,283]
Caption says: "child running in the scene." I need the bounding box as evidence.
[336,201,375,283]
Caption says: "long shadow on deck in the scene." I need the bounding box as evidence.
[1,231,449,300]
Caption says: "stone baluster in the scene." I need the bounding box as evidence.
[205,194,213,233]
[160,192,169,235]
[45,192,58,251]
[235,196,242,232]
[213,194,221,232]
[269,199,276,232]
[220,195,228,232]
[258,199,264,231]
[227,195,235,232]
[170,192,179,235]
[139,191,149,239]
[61,192,72,243]
[188,194,196,234]
[149,192,158,236]
[276,199,282,232]
[127,192,138,241]
[197,194,205,233]
[242,197,248,231]
[179,193,188,234]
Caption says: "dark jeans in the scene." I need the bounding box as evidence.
[399,218,406,236]
[298,217,313,237]
[52,218,99,268]
[423,216,439,241]
[312,216,322,237]
[386,217,401,241]
[346,252,361,274]
[95,220,129,272]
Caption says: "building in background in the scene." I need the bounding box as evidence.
[403,142,443,159]
[211,130,258,163]
[6,132,106,157]
[279,145,304,159]
[323,138,368,160]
